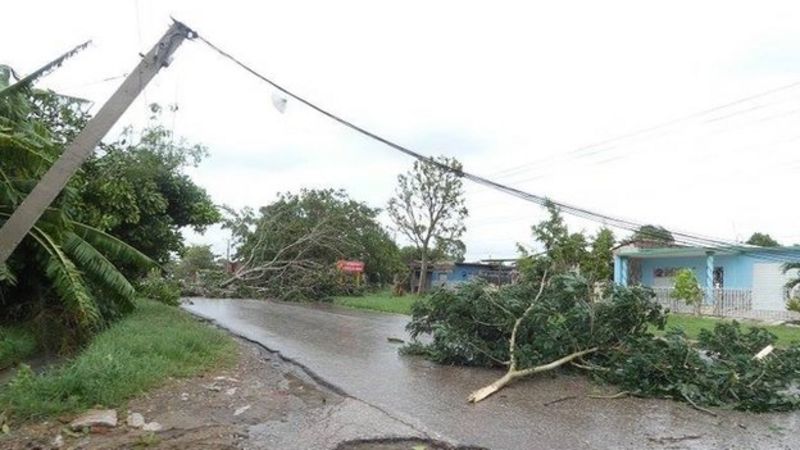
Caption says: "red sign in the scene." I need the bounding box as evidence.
[336,260,365,273]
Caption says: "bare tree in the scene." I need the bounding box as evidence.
[388,157,468,293]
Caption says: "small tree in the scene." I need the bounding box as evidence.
[174,244,218,281]
[585,227,616,286]
[672,268,704,316]
[388,156,468,293]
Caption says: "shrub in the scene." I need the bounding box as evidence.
[136,270,181,306]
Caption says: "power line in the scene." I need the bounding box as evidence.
[190,29,799,264]
[471,96,800,191]
[486,80,800,179]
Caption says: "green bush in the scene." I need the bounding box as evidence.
[0,326,38,370]
[136,270,181,306]
[0,300,235,420]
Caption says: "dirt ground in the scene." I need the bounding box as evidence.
[1,338,459,450]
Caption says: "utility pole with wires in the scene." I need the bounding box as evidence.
[0,20,195,265]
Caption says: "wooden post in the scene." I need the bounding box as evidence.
[0,20,194,264]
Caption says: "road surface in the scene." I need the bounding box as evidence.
[185,298,800,449]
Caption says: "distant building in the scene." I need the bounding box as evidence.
[408,260,517,292]
[613,243,800,320]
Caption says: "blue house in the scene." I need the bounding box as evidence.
[613,244,800,316]
[409,261,516,292]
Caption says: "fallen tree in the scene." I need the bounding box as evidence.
[404,273,800,411]
[216,189,403,301]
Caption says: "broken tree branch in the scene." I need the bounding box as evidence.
[467,347,598,403]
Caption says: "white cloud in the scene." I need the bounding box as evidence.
[5,0,800,259]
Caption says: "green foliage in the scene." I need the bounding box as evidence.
[601,322,800,412]
[0,326,38,370]
[0,77,154,342]
[672,268,704,313]
[388,156,468,292]
[517,202,615,286]
[585,228,615,283]
[173,244,218,280]
[398,242,466,266]
[227,189,402,300]
[405,275,663,368]
[629,224,675,245]
[746,232,780,247]
[136,270,181,306]
[0,300,235,420]
[405,276,800,412]
[782,262,800,294]
[72,105,220,268]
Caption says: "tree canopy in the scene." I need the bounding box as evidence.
[518,201,616,288]
[224,189,402,300]
[629,224,675,245]
[746,232,780,247]
[69,105,220,268]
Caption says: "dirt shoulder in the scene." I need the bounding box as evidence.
[2,338,466,450]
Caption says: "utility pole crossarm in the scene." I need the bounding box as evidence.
[0,20,194,264]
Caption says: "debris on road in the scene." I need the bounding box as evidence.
[69,409,117,431]
[125,413,144,429]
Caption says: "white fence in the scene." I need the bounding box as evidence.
[651,287,800,322]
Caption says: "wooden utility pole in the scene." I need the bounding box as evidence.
[0,20,195,264]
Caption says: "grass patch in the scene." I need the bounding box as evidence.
[0,299,235,420]
[657,314,800,347]
[0,326,38,370]
[334,290,421,315]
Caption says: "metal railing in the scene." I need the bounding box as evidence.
[651,287,800,321]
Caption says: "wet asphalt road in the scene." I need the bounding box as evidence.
[185,298,800,450]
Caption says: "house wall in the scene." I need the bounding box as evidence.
[415,264,510,290]
[446,264,484,285]
[637,254,760,289]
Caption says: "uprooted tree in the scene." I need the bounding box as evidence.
[220,189,402,300]
[403,204,800,412]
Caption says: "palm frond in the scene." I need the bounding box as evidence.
[63,232,136,302]
[0,263,16,286]
[0,129,55,167]
[782,262,800,273]
[0,41,91,98]
[70,221,155,269]
[28,226,99,327]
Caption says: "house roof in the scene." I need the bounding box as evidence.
[615,244,800,260]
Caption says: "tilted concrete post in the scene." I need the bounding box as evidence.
[0,21,194,264]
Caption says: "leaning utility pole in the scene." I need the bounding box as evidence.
[0,20,195,264]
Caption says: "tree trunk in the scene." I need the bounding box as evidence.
[417,251,428,293]
[467,347,598,403]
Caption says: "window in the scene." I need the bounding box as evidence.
[653,267,679,278]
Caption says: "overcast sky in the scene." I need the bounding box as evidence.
[4,1,800,260]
